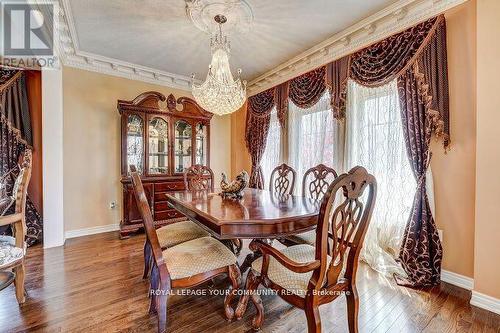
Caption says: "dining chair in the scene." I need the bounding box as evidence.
[183,164,215,191]
[269,163,297,196]
[130,168,241,333]
[137,165,212,279]
[236,167,376,332]
[0,150,32,304]
[285,164,338,245]
[183,164,243,256]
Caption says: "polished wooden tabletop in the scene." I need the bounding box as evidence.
[166,188,320,239]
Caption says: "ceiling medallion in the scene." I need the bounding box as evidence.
[185,0,254,35]
[191,14,247,116]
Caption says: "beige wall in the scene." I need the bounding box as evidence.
[431,0,476,278]
[230,2,478,279]
[475,0,500,299]
[63,67,231,232]
[230,101,252,178]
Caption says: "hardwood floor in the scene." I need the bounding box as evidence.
[0,232,498,332]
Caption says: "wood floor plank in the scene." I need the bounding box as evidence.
[0,232,498,333]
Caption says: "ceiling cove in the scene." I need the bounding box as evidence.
[56,0,467,96]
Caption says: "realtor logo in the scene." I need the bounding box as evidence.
[2,2,54,56]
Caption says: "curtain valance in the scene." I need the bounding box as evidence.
[349,17,439,87]
[246,15,449,150]
[288,67,327,109]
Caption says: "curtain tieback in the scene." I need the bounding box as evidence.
[416,152,433,187]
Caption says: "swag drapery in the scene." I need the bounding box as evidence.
[0,69,43,246]
[245,15,448,286]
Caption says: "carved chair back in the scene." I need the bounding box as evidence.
[302,164,338,201]
[183,165,215,192]
[269,163,296,195]
[13,150,32,216]
[7,150,32,250]
[130,165,168,276]
[312,166,376,291]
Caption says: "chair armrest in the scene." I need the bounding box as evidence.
[0,213,22,227]
[250,240,320,274]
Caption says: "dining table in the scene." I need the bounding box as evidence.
[166,187,320,270]
[166,187,321,322]
[166,188,319,238]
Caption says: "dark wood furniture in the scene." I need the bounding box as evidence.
[118,91,213,238]
[130,169,241,333]
[269,163,297,195]
[235,167,377,332]
[183,164,215,191]
[302,163,338,200]
[284,163,339,246]
[166,188,320,240]
[182,164,244,255]
[0,150,32,304]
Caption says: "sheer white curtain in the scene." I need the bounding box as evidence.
[345,79,415,277]
[288,92,343,194]
[260,107,282,189]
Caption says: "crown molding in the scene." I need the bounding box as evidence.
[247,0,468,96]
[56,0,197,91]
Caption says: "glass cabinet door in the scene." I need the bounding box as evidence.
[174,120,192,173]
[195,123,208,165]
[126,114,144,174]
[148,117,169,175]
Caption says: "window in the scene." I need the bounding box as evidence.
[260,107,282,189]
[288,92,343,193]
[345,79,415,275]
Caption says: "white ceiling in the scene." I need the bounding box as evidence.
[67,0,399,82]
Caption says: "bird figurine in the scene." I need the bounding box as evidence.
[220,171,249,199]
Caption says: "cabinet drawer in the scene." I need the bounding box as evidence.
[154,201,171,212]
[155,182,185,192]
[154,191,173,202]
[155,209,185,221]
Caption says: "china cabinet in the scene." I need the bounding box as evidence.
[118,91,212,238]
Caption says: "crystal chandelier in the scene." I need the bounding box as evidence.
[192,14,246,116]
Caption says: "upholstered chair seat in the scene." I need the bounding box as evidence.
[156,220,210,249]
[285,230,316,246]
[237,167,376,332]
[0,235,27,253]
[163,236,237,280]
[129,166,242,332]
[0,150,33,304]
[251,244,331,298]
[0,236,24,269]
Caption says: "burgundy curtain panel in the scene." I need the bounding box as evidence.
[326,56,350,120]
[0,69,43,245]
[245,88,276,189]
[245,16,449,286]
[396,65,443,286]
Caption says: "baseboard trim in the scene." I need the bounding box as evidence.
[441,270,474,290]
[471,291,500,315]
[65,224,120,239]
